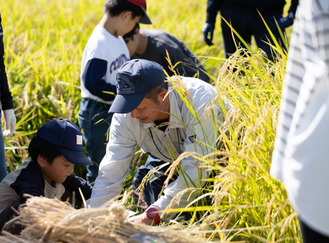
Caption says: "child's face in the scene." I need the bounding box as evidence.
[118,13,141,37]
[124,28,140,56]
[40,155,75,186]
[125,34,138,56]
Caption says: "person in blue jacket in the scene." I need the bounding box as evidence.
[0,119,92,233]
[202,0,299,61]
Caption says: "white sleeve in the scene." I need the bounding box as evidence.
[87,114,137,207]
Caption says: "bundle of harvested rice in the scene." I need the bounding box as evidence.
[0,196,209,243]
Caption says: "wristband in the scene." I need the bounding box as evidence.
[145,206,160,225]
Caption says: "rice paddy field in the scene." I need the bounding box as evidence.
[1,0,301,242]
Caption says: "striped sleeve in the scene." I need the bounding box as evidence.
[271,0,329,180]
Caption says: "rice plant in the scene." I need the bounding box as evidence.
[1,0,301,242]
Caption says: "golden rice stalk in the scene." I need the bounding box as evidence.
[0,196,209,243]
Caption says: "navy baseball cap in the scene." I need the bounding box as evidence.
[126,0,152,24]
[37,120,92,166]
[109,59,165,114]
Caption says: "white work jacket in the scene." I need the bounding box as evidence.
[88,77,229,213]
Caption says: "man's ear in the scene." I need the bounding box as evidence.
[37,155,48,168]
[158,90,169,103]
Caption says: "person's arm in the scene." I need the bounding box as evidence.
[288,0,299,17]
[205,0,221,23]
[81,58,117,101]
[0,187,44,233]
[0,16,13,111]
[87,114,138,207]
[0,198,25,233]
[0,165,45,230]
[0,16,16,137]
[202,0,222,46]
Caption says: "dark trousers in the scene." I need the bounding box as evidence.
[221,5,285,61]
[132,155,176,209]
[299,217,329,243]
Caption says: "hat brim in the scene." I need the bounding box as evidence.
[109,92,146,114]
[56,146,92,166]
[139,8,152,24]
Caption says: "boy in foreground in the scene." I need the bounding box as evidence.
[0,119,92,232]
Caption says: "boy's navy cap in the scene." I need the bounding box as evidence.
[37,120,92,166]
[126,0,152,24]
[109,59,165,114]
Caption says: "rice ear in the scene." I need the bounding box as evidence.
[0,196,209,243]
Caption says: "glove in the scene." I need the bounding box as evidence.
[202,22,215,46]
[277,16,294,29]
[2,109,16,137]
[270,12,294,31]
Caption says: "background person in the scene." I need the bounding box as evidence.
[0,14,16,182]
[202,0,299,61]
[88,59,231,225]
[271,0,329,241]
[123,23,210,82]
[78,0,151,185]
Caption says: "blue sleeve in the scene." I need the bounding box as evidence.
[82,58,117,101]
[288,0,299,15]
[206,0,222,23]
[10,164,45,199]
[0,162,45,231]
[0,198,23,233]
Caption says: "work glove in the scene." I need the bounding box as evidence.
[2,109,16,137]
[202,22,215,46]
[270,12,294,31]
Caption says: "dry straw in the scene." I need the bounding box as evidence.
[0,196,210,243]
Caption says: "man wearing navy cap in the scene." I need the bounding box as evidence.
[89,59,231,225]
[0,119,92,232]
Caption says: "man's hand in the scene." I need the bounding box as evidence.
[202,22,215,46]
[128,212,156,225]
[2,109,16,137]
